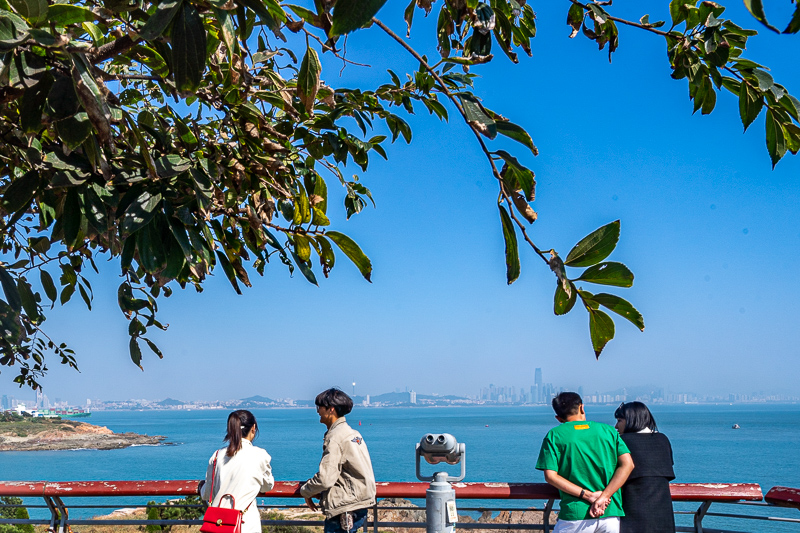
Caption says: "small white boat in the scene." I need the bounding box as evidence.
[732,424,741,429]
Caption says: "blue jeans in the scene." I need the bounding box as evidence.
[323,508,368,533]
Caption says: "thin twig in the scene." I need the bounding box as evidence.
[373,17,549,264]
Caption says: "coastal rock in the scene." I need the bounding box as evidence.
[0,420,166,451]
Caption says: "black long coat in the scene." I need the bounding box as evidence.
[620,432,676,533]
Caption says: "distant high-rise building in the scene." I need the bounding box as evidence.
[410,391,417,404]
[1,395,8,410]
[534,368,543,403]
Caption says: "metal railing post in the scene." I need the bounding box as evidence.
[372,502,379,533]
[693,500,711,533]
[53,496,68,533]
[542,498,553,533]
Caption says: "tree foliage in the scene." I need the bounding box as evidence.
[0,0,797,388]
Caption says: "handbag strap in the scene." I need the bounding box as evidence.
[209,450,256,514]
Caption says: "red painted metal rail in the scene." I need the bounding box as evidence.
[765,486,800,509]
[0,480,764,502]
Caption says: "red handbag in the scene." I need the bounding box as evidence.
[200,451,251,533]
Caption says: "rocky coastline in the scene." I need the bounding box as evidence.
[0,419,166,451]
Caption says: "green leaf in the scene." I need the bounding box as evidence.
[290,250,318,286]
[47,4,95,25]
[77,282,91,310]
[8,0,47,26]
[403,0,414,36]
[215,250,242,294]
[0,264,22,311]
[137,222,167,273]
[564,220,620,267]
[17,278,39,320]
[138,0,181,41]
[62,189,82,248]
[498,205,519,284]
[668,0,687,25]
[326,231,372,282]
[458,94,496,139]
[294,234,311,262]
[172,2,206,92]
[575,261,634,287]
[751,69,774,91]
[19,74,52,133]
[587,307,615,358]
[330,0,388,36]
[143,337,164,359]
[766,109,786,168]
[743,0,779,33]
[554,280,577,315]
[297,44,321,114]
[315,235,336,276]
[40,270,56,303]
[121,190,161,235]
[738,82,763,132]
[1,169,39,213]
[55,112,92,150]
[129,337,143,369]
[784,5,800,33]
[591,292,644,331]
[496,121,538,155]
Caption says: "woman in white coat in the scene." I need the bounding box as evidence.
[201,410,274,533]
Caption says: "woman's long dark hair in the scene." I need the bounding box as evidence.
[614,401,658,433]
[225,410,258,457]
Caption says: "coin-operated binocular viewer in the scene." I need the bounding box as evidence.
[416,434,466,533]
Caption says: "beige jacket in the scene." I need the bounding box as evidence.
[201,440,274,533]
[299,417,377,518]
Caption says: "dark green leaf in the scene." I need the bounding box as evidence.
[403,0,414,36]
[591,293,644,331]
[498,205,519,284]
[326,231,372,282]
[8,0,47,26]
[669,0,687,25]
[0,265,22,311]
[40,270,56,303]
[330,0,388,36]
[129,337,142,368]
[1,169,39,213]
[458,94,496,139]
[751,69,774,91]
[47,4,95,25]
[496,121,538,155]
[172,2,206,92]
[297,44,321,113]
[17,278,39,320]
[294,234,311,262]
[575,261,634,287]
[554,280,577,315]
[138,0,181,41]
[136,221,167,273]
[143,337,164,359]
[766,109,786,168]
[62,189,82,248]
[587,307,615,358]
[784,5,800,33]
[55,112,92,150]
[215,250,242,294]
[564,220,620,267]
[77,282,91,310]
[738,82,763,131]
[121,191,161,235]
[290,250,318,286]
[742,0,779,33]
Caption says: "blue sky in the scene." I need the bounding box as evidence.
[5,1,800,404]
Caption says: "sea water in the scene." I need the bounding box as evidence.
[1,404,799,531]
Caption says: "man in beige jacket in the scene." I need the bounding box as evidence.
[300,388,377,533]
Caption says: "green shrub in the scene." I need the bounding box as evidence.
[145,495,206,533]
[0,497,34,533]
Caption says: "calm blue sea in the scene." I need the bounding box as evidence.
[2,404,799,531]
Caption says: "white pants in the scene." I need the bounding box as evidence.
[553,517,620,533]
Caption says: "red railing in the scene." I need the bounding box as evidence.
[0,480,796,533]
[0,480,765,501]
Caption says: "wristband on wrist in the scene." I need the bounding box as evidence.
[579,489,585,500]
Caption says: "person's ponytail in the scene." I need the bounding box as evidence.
[224,410,257,457]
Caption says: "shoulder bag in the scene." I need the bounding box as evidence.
[200,451,254,533]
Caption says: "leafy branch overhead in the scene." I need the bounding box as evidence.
[0,0,795,389]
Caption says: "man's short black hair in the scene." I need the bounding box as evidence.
[552,392,583,419]
[315,388,353,417]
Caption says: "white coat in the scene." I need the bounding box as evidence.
[202,439,274,533]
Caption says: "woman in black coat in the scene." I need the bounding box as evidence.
[614,402,676,533]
